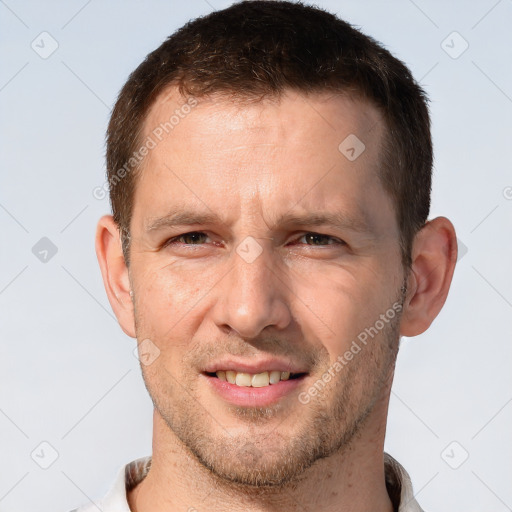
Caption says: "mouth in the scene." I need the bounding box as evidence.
[204,370,307,388]
[201,357,310,407]
[202,367,309,407]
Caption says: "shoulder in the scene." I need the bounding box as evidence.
[68,456,151,512]
[384,452,425,512]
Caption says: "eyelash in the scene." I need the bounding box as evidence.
[163,231,346,248]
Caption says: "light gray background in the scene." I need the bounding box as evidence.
[1,1,511,511]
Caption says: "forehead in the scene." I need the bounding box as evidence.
[143,87,383,153]
[134,86,393,236]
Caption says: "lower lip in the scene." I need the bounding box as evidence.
[203,373,307,407]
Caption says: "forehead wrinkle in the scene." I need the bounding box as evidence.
[217,142,283,153]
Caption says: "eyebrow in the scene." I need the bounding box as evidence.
[146,211,224,233]
[275,211,372,234]
[145,209,373,235]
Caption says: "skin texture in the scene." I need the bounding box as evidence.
[96,88,457,511]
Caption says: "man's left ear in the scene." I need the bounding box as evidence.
[400,216,458,337]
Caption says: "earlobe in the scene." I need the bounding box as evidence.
[400,217,458,337]
[95,215,136,338]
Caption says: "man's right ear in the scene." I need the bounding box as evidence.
[95,215,136,338]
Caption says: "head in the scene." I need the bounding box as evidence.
[97,0,457,488]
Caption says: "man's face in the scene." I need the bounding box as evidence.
[128,89,405,486]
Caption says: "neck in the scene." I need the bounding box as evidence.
[128,392,394,512]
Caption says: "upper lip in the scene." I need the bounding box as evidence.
[203,358,309,375]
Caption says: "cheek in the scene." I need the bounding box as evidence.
[136,257,212,302]
[131,263,205,339]
[290,262,391,358]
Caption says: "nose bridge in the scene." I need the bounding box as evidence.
[234,237,273,301]
[213,237,291,338]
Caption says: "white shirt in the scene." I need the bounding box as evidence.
[71,453,423,512]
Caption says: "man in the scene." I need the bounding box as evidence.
[76,1,457,510]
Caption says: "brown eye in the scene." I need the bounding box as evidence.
[166,232,209,246]
[298,233,344,246]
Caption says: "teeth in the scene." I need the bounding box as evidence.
[235,372,252,387]
[215,369,298,387]
[251,372,270,387]
[269,370,281,384]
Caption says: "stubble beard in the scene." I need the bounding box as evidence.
[137,294,403,490]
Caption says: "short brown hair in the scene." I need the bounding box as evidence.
[106,0,432,268]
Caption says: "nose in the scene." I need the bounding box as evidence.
[210,239,292,339]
